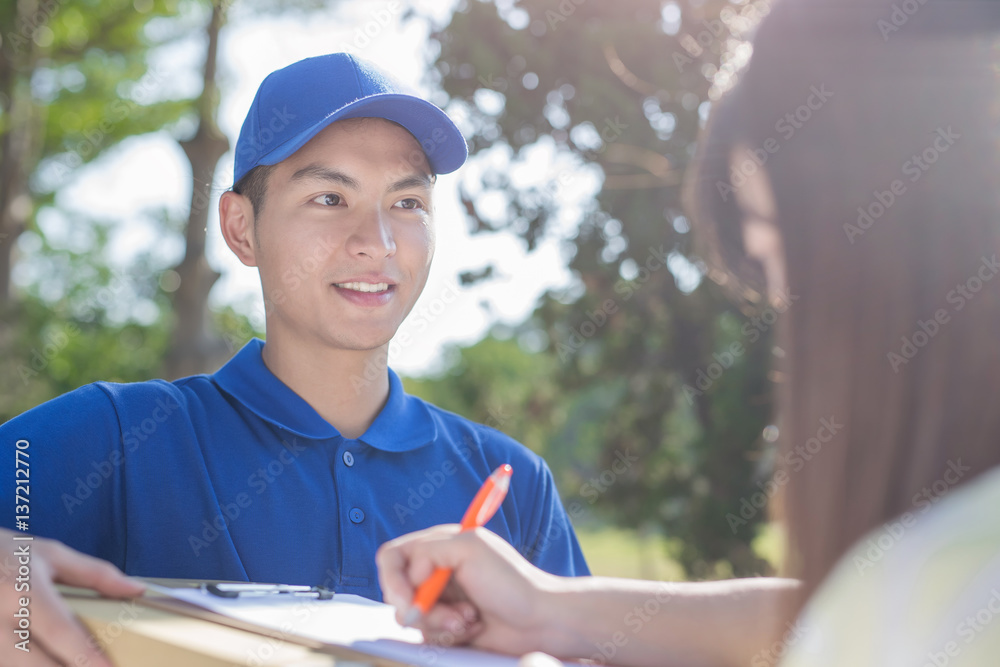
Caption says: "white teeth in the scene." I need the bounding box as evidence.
[335,282,390,293]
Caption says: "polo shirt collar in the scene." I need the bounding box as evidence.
[212,339,436,452]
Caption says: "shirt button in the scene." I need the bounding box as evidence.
[349,508,365,524]
[342,451,355,467]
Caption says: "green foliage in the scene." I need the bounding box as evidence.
[404,334,560,453]
[212,299,266,357]
[0,0,226,408]
[0,293,170,423]
[427,0,778,577]
[0,268,266,424]
[6,0,195,193]
[575,525,686,581]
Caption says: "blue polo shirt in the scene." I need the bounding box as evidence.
[0,339,588,599]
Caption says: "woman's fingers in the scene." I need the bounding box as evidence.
[378,525,466,615]
[0,535,112,667]
[41,538,145,598]
[29,562,114,667]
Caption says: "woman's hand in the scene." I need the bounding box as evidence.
[376,525,566,657]
[0,529,146,666]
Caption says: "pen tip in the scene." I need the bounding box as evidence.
[402,607,422,627]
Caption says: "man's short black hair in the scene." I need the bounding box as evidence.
[232,164,276,218]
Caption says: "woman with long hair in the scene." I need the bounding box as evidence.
[377,1,1000,664]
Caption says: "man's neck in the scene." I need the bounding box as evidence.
[259,330,391,439]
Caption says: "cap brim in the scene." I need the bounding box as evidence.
[255,93,468,175]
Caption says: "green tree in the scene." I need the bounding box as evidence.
[0,0,194,418]
[427,0,778,577]
[405,333,562,454]
[0,0,335,413]
[0,0,192,306]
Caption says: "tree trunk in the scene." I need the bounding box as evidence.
[0,1,42,312]
[164,0,231,379]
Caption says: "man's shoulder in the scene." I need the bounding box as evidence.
[92,374,204,406]
[6,373,220,429]
[416,398,548,470]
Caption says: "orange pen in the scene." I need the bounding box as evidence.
[403,463,513,626]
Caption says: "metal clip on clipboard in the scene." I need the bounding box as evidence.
[203,583,335,600]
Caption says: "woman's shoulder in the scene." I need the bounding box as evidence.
[780,464,1000,667]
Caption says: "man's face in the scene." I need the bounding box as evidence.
[249,117,435,352]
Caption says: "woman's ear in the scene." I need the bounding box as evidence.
[219,191,259,267]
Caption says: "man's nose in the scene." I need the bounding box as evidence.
[346,208,396,259]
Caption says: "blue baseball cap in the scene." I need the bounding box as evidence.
[233,53,468,184]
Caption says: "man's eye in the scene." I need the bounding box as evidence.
[312,194,342,206]
[395,198,423,210]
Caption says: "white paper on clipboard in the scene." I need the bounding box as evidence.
[142,583,554,667]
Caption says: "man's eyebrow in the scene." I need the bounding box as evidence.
[289,164,361,189]
[288,164,432,193]
[388,173,434,193]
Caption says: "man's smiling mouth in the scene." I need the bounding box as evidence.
[333,281,391,293]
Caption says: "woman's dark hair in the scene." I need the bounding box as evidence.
[686,0,1000,614]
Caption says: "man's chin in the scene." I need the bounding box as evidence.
[322,329,397,353]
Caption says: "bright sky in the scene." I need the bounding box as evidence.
[36,0,603,376]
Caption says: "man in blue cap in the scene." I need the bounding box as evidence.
[0,53,588,666]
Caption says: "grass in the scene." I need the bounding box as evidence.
[575,526,686,581]
[575,523,785,581]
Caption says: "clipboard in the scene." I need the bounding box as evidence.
[136,579,555,667]
[134,580,394,664]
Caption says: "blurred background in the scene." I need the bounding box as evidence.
[0,0,784,580]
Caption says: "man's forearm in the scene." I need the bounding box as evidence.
[539,576,801,667]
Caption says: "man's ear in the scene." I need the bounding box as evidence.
[220,191,258,267]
